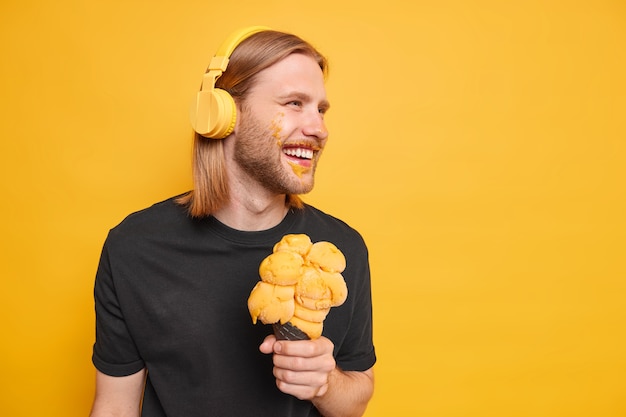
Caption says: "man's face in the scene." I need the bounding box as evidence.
[233,53,330,196]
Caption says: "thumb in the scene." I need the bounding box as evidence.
[259,334,277,354]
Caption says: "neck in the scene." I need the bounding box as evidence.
[212,186,289,232]
[215,133,291,231]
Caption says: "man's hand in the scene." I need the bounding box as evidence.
[259,334,336,400]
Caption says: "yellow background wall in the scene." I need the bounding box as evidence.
[1,1,624,415]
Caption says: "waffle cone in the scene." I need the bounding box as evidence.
[272,322,310,341]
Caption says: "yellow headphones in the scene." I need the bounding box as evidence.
[190,26,271,139]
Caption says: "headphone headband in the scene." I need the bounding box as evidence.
[215,26,271,59]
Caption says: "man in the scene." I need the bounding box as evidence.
[89,27,375,417]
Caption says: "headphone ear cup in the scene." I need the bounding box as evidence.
[209,88,237,139]
[191,88,237,139]
[192,27,270,138]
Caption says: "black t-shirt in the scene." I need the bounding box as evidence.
[92,197,376,417]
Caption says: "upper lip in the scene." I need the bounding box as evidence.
[282,141,321,151]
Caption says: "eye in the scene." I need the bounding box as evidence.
[287,100,303,108]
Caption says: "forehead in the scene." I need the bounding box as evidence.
[250,53,327,98]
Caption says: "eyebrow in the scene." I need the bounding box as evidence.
[280,91,331,111]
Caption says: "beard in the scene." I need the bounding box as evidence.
[233,110,319,195]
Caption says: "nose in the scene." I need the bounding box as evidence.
[302,110,329,140]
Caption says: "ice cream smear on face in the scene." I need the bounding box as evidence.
[270,114,316,179]
[247,234,348,339]
[287,160,308,178]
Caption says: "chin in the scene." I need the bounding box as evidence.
[286,179,315,195]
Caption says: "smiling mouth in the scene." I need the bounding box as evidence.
[283,145,316,161]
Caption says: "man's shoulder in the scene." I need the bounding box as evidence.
[300,203,352,227]
[298,204,366,248]
[107,194,191,239]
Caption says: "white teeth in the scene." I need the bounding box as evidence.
[284,148,314,160]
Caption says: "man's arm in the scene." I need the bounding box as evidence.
[89,369,146,417]
[312,366,374,417]
[260,335,374,417]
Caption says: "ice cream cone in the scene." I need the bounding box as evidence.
[272,322,310,341]
[250,234,348,342]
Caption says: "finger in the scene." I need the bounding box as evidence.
[259,334,277,354]
[274,367,329,387]
[274,371,329,401]
[273,350,336,373]
[273,336,334,357]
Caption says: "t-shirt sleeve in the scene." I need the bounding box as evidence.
[92,235,145,377]
[334,237,376,372]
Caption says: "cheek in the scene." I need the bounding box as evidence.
[269,113,285,146]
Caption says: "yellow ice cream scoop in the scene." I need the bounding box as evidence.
[295,266,347,308]
[248,234,348,340]
[295,266,329,300]
[273,233,313,256]
[258,250,304,286]
[248,281,295,325]
[293,302,330,323]
[289,316,323,340]
[307,241,346,273]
